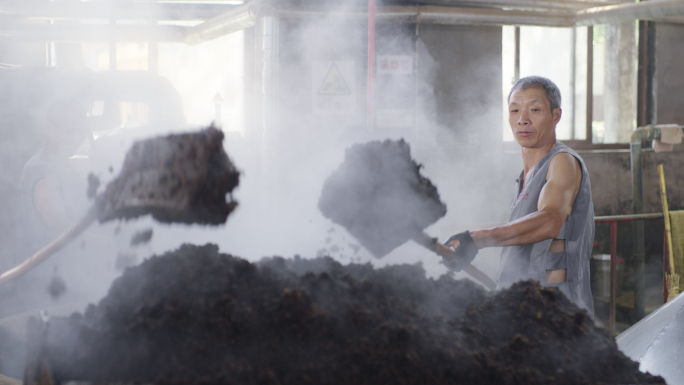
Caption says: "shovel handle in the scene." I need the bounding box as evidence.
[412,232,497,290]
[0,208,97,285]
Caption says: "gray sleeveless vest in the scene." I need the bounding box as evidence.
[498,142,595,317]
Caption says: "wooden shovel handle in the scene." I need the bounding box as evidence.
[413,232,497,290]
[0,208,97,285]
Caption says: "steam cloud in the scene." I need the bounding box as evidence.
[1,1,510,317]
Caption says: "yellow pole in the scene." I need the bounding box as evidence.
[658,164,680,301]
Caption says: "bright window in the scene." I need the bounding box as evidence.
[502,24,636,145]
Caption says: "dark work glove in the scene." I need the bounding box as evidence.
[443,231,478,271]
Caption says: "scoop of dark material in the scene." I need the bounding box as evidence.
[96,126,239,225]
[318,139,447,257]
[33,244,663,385]
[130,228,153,247]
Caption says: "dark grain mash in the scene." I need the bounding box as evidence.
[40,244,663,385]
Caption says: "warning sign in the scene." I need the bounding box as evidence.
[312,61,355,114]
[377,55,413,75]
[318,63,351,95]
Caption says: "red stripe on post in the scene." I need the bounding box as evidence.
[367,0,375,130]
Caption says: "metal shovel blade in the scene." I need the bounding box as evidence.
[318,139,495,290]
[318,139,447,258]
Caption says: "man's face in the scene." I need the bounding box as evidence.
[508,87,561,150]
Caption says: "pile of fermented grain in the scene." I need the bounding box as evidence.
[40,244,663,385]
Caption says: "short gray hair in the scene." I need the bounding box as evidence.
[507,76,561,111]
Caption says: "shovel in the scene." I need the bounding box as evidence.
[318,139,496,290]
[0,126,239,285]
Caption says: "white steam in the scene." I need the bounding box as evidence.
[1,3,520,316]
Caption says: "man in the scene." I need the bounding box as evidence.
[446,76,595,317]
[20,99,91,248]
[15,99,93,308]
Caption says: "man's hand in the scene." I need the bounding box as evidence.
[443,231,478,271]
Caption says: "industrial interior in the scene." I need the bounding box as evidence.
[1,0,684,384]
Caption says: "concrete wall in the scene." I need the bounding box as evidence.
[415,24,503,152]
[657,23,684,125]
[275,20,502,146]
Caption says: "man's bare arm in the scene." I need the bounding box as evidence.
[467,153,582,249]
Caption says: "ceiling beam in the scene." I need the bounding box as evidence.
[0,3,233,22]
[0,23,186,42]
[576,0,684,26]
[411,0,622,12]
[2,0,684,43]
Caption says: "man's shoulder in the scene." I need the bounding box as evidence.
[553,141,585,160]
[546,147,583,185]
[550,151,580,165]
[550,142,584,168]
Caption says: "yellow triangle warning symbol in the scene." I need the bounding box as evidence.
[318,63,351,95]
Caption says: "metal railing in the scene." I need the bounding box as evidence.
[629,125,684,320]
[594,212,663,335]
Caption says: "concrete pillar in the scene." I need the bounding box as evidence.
[253,2,279,212]
[656,23,684,125]
[254,8,279,153]
[604,22,637,143]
